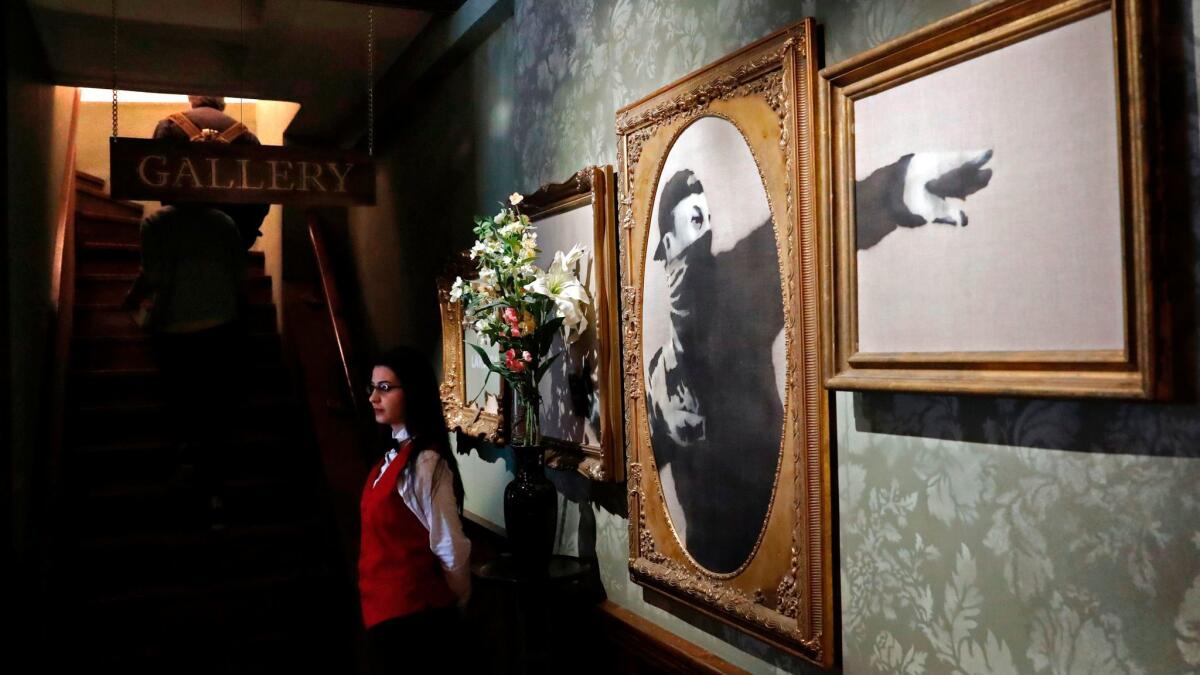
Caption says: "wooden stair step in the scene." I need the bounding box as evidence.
[68,432,306,483]
[77,241,265,275]
[76,169,106,189]
[64,519,333,596]
[75,184,145,219]
[70,332,279,370]
[72,570,346,644]
[67,397,295,453]
[75,272,270,305]
[78,624,356,671]
[73,302,277,337]
[75,209,142,245]
[69,364,284,406]
[75,475,322,537]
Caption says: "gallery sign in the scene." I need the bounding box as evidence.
[109,137,375,206]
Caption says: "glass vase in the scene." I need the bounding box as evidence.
[504,388,555,573]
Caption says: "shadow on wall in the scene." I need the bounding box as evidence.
[545,468,626,559]
[855,2,1200,461]
[455,433,517,476]
[453,433,629,533]
[542,460,835,673]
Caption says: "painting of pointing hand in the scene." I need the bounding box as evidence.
[856,149,993,250]
[851,11,1125,355]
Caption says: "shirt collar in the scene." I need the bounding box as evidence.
[392,425,411,444]
[386,425,411,460]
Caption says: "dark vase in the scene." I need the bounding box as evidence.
[504,391,556,572]
[503,444,557,573]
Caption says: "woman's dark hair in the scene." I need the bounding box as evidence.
[372,346,465,511]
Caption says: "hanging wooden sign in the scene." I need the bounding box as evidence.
[109,137,376,206]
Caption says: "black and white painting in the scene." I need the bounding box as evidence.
[642,116,785,574]
[535,206,602,450]
[853,11,1124,354]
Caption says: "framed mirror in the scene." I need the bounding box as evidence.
[521,165,624,482]
[438,252,509,445]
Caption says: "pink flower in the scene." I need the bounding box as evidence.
[504,348,527,373]
[511,328,521,337]
[522,351,532,362]
[502,307,520,327]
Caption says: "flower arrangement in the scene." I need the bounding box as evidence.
[449,192,590,445]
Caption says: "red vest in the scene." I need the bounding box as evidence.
[358,441,455,628]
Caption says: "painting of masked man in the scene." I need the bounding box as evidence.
[642,116,785,574]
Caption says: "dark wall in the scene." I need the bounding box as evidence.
[6,0,75,559]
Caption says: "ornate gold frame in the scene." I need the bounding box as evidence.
[522,166,625,482]
[820,0,1166,399]
[616,20,833,666]
[437,252,509,445]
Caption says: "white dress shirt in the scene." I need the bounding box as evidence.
[374,426,472,605]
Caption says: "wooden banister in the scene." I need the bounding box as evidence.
[49,90,80,312]
[306,209,364,413]
[46,88,82,515]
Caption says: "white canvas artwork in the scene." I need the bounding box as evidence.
[853,11,1124,354]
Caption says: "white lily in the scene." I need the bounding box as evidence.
[473,320,493,346]
[525,246,591,343]
[498,221,526,237]
[558,243,586,270]
[449,276,466,302]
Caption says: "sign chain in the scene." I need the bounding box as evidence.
[111,0,118,137]
[368,7,375,157]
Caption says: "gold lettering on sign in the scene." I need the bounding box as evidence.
[238,159,265,190]
[138,155,169,187]
[326,163,353,193]
[207,158,235,189]
[268,160,294,190]
[173,157,202,188]
[299,161,326,192]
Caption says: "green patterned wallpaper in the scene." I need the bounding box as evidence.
[349,1,1200,672]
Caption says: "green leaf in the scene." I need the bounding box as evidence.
[537,316,565,355]
[535,350,563,382]
[472,299,506,314]
[469,343,496,370]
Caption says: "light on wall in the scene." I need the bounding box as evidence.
[79,88,258,104]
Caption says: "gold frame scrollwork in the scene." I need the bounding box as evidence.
[438,252,509,445]
[616,20,833,667]
[521,166,625,482]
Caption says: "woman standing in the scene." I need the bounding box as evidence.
[359,347,470,672]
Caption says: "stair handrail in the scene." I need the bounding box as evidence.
[306,210,365,414]
[44,88,82,553]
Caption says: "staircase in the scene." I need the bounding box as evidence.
[50,172,359,671]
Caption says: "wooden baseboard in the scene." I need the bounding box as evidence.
[597,600,749,675]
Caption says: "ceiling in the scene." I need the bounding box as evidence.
[25,0,464,140]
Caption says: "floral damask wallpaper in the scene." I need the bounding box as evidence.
[356,0,1200,672]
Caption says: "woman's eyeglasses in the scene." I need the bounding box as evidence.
[365,382,401,396]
